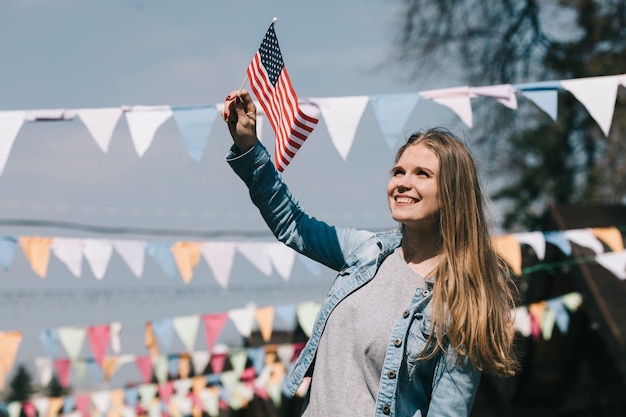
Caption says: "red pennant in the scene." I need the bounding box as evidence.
[75,394,91,417]
[158,380,175,405]
[240,367,256,384]
[54,358,71,388]
[22,402,36,417]
[209,352,227,374]
[87,325,110,367]
[201,313,229,350]
[135,355,153,383]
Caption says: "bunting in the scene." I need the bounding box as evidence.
[0,73,621,174]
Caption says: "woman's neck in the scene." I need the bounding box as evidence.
[401,226,442,277]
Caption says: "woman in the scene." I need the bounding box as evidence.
[223,90,517,417]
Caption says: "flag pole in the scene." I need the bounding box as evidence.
[239,17,278,94]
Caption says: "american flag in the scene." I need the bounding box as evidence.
[247,23,319,172]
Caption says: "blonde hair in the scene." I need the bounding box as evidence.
[396,128,518,377]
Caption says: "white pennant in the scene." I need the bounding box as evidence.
[0,111,25,175]
[57,326,86,359]
[76,107,123,153]
[200,241,237,289]
[513,232,546,260]
[51,238,84,277]
[35,357,53,387]
[564,229,604,254]
[125,105,173,157]
[596,250,626,280]
[420,87,473,128]
[110,322,123,354]
[191,351,210,375]
[32,398,49,417]
[470,84,518,109]
[512,307,531,336]
[112,240,147,278]
[90,390,111,414]
[266,243,296,281]
[312,96,369,160]
[236,242,273,276]
[561,75,620,136]
[83,238,113,279]
[172,315,200,352]
[228,303,256,338]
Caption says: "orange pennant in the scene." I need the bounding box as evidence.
[255,306,275,342]
[19,236,53,278]
[145,322,159,361]
[0,331,23,380]
[47,398,64,417]
[171,242,202,284]
[493,234,522,275]
[591,227,624,253]
[102,356,118,382]
[179,353,190,379]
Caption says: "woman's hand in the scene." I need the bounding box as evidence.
[223,89,257,153]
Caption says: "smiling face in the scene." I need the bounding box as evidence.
[387,142,441,230]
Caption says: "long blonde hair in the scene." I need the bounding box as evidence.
[396,128,518,377]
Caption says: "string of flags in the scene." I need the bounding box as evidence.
[1,225,624,283]
[0,73,624,175]
[0,291,582,415]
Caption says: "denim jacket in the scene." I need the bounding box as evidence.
[227,142,481,417]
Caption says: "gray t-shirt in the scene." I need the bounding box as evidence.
[301,247,426,416]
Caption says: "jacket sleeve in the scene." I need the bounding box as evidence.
[226,141,372,272]
[426,352,481,417]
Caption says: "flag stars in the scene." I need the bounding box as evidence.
[259,27,284,86]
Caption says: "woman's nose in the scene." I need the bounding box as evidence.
[392,176,411,192]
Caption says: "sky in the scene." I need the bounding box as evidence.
[0,0,469,389]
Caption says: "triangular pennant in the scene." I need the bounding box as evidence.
[0,332,23,379]
[173,315,201,352]
[247,346,266,376]
[544,231,572,256]
[209,350,228,375]
[22,402,36,417]
[6,402,21,417]
[145,322,159,360]
[200,241,236,289]
[191,351,210,375]
[201,313,229,350]
[146,241,178,279]
[39,328,60,358]
[198,386,220,417]
[228,348,248,375]
[110,322,123,355]
[83,239,113,279]
[76,107,123,153]
[561,75,620,136]
[596,250,626,280]
[90,390,111,415]
[125,106,173,157]
[112,240,147,278]
[51,238,84,277]
[254,306,275,342]
[57,327,86,359]
[236,242,272,275]
[515,81,560,121]
[34,357,53,387]
[492,234,522,275]
[54,358,72,389]
[19,236,53,278]
[266,243,296,281]
[138,383,158,409]
[135,356,153,384]
[47,397,64,417]
[151,318,175,351]
[0,236,18,270]
[157,381,175,405]
[311,96,369,160]
[513,231,546,260]
[171,105,219,162]
[512,307,531,336]
[152,355,169,384]
[547,298,570,334]
[274,303,297,329]
[0,111,25,175]
[296,301,322,338]
[564,229,604,254]
[541,306,556,340]
[297,253,322,276]
[276,344,295,368]
[591,227,624,253]
[102,356,118,382]
[228,304,256,338]
[87,325,110,367]
[420,87,473,128]
[171,241,202,284]
[369,93,419,149]
[470,84,518,109]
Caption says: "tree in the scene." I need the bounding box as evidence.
[4,364,34,403]
[391,0,626,230]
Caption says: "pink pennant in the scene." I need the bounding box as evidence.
[135,355,153,383]
[240,367,256,386]
[201,313,229,350]
[75,395,92,417]
[87,325,110,367]
[22,402,36,417]
[292,342,306,364]
[54,358,71,388]
[158,381,174,404]
[209,352,227,374]
[529,312,541,340]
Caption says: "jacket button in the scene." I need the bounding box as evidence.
[388,370,396,379]
[402,310,410,318]
[382,404,391,415]
[393,338,402,347]
[422,289,430,296]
